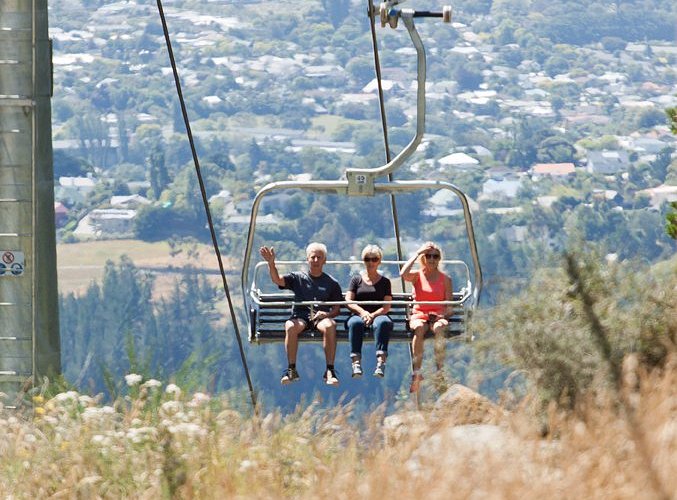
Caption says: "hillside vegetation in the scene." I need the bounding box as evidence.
[3,254,675,497]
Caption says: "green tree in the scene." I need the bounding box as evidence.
[454,64,484,90]
[148,144,171,200]
[536,136,576,163]
[667,202,677,239]
[345,56,374,86]
[543,55,570,76]
[637,108,667,129]
[667,107,677,134]
[649,147,674,183]
[148,144,170,200]
[320,0,350,29]
[600,36,626,51]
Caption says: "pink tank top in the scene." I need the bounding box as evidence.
[412,270,447,315]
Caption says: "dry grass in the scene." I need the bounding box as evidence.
[1,360,674,499]
[57,240,232,299]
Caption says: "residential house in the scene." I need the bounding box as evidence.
[55,176,97,205]
[536,196,558,208]
[208,189,233,204]
[480,178,522,201]
[502,225,528,243]
[438,152,480,170]
[485,166,515,179]
[54,202,69,227]
[74,208,137,239]
[362,79,402,94]
[630,137,669,154]
[638,184,677,208]
[110,194,150,209]
[531,162,576,179]
[592,189,623,205]
[422,189,479,217]
[586,151,630,174]
[126,180,151,194]
[223,213,280,229]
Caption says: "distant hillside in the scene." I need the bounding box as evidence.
[489,0,677,44]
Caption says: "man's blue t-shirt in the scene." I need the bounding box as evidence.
[281,271,342,318]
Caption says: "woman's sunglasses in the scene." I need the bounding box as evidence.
[424,253,441,260]
[363,256,380,263]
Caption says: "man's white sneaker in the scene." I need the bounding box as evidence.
[324,368,339,386]
[280,367,300,385]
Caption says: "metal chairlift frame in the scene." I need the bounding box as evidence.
[241,7,483,341]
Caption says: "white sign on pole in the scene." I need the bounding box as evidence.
[0,251,25,277]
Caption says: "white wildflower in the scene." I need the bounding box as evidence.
[239,460,257,472]
[42,416,59,426]
[125,373,143,386]
[126,426,157,444]
[161,400,182,415]
[141,379,162,389]
[53,391,79,403]
[167,422,206,438]
[82,407,105,422]
[188,392,211,407]
[24,433,36,443]
[78,395,97,406]
[91,434,111,446]
[165,383,181,396]
[78,476,102,487]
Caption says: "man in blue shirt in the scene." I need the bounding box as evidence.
[260,242,342,386]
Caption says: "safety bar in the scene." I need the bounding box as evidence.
[250,296,472,307]
[251,258,471,298]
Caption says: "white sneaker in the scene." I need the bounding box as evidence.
[324,368,339,386]
[351,360,363,378]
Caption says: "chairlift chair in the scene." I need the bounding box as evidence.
[241,2,483,344]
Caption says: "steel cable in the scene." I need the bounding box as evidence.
[155,0,257,411]
[367,1,406,292]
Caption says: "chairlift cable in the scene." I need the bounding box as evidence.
[367,0,406,291]
[155,0,257,411]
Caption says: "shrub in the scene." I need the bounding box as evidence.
[475,250,677,409]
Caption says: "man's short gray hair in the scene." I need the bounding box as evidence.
[306,242,327,257]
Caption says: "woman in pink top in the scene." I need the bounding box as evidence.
[400,241,453,393]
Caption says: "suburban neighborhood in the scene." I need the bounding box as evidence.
[48,0,676,263]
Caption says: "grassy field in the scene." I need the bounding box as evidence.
[57,240,234,298]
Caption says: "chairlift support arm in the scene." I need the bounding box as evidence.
[347,4,451,195]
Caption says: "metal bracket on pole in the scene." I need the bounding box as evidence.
[380,1,452,29]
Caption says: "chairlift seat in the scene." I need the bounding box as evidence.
[249,291,469,344]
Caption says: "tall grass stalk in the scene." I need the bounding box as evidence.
[565,253,670,500]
